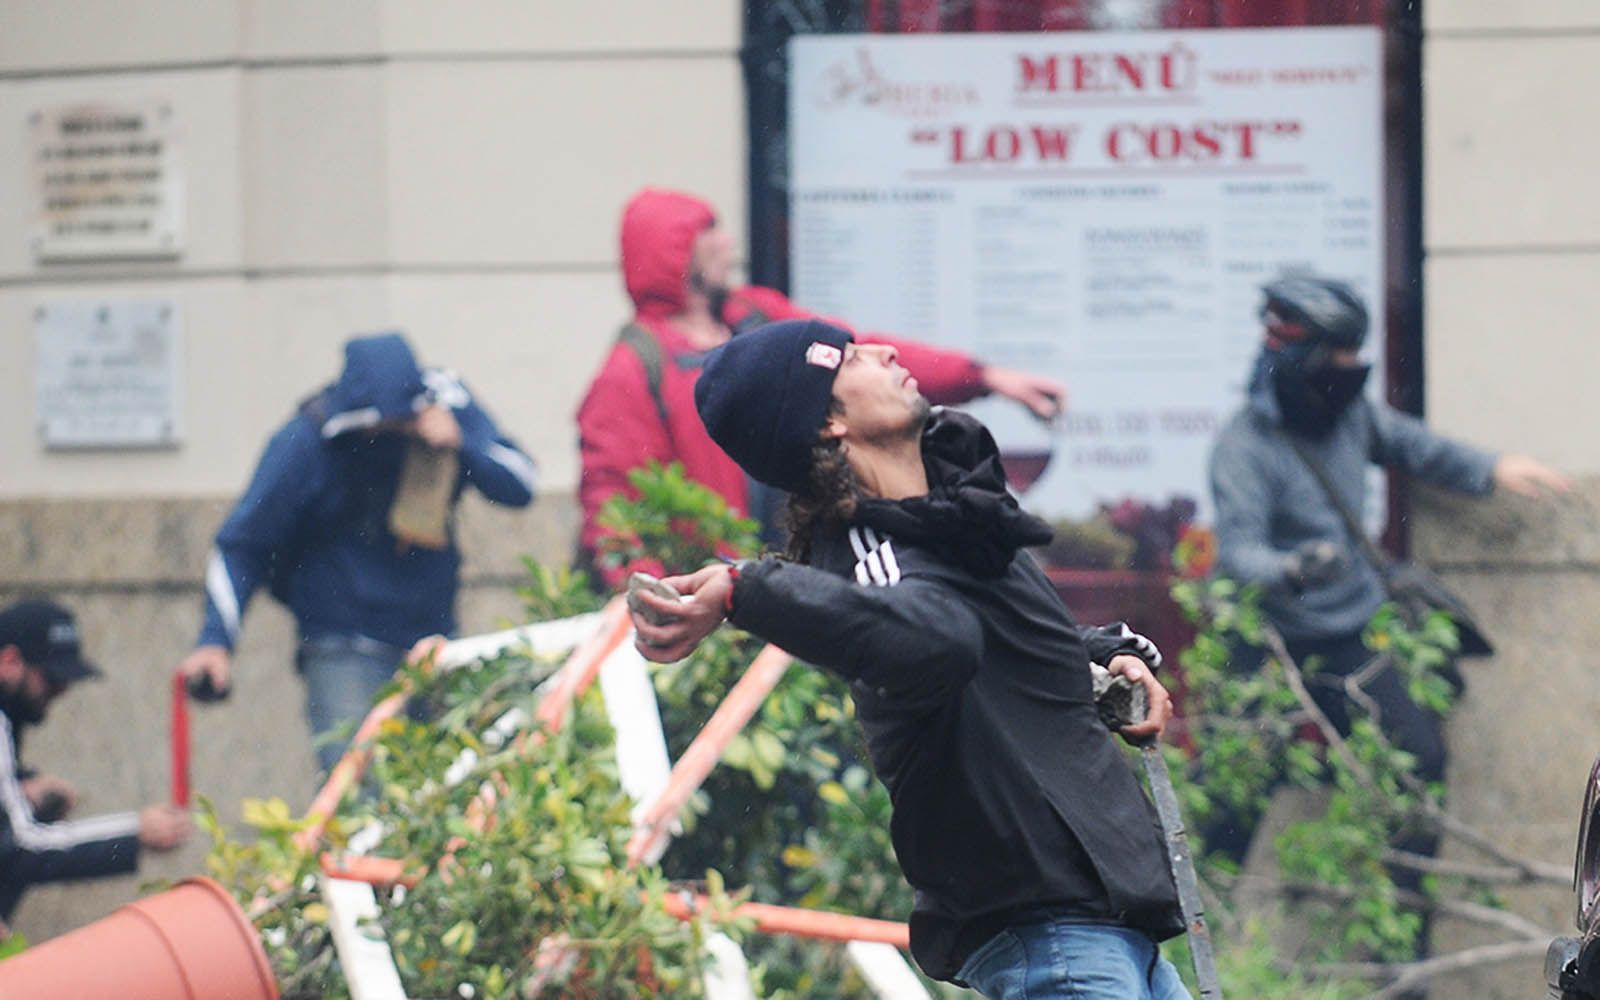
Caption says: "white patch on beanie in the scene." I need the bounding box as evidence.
[805,342,842,370]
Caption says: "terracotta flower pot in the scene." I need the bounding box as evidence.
[0,876,277,1000]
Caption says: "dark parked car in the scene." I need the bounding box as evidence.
[1548,757,1600,998]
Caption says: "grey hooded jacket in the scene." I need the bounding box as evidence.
[1208,358,1496,641]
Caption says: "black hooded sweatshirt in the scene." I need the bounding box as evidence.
[727,409,1183,980]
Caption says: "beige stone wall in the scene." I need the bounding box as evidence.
[0,0,744,499]
[2,8,1599,994]
[1418,4,1600,993]
[1409,484,1600,997]
[1423,3,1600,474]
[0,0,741,940]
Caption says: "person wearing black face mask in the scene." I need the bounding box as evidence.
[1271,355,1371,438]
[0,600,190,931]
[1205,277,1569,989]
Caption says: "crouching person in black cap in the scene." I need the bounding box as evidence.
[629,319,1190,999]
[0,600,191,928]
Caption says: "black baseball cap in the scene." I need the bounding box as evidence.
[0,600,101,687]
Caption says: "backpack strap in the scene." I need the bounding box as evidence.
[615,308,770,429]
[616,323,669,427]
[1272,424,1394,575]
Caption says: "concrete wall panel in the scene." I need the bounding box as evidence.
[1427,1,1600,32]
[384,58,745,267]
[0,0,241,73]
[379,0,740,56]
[1426,37,1600,250]
[0,268,626,500]
[1424,254,1600,475]
[0,276,396,498]
[1430,563,1600,998]
[242,66,389,268]
[242,0,384,61]
[384,269,626,494]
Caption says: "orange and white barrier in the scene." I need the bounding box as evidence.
[308,604,927,999]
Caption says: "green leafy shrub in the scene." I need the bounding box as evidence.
[202,640,736,999]
[204,462,921,997]
[594,461,761,578]
[1169,574,1553,995]
[585,464,931,997]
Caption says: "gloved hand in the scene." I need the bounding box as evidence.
[1284,540,1348,591]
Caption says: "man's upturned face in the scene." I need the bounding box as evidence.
[688,224,736,297]
[827,343,930,446]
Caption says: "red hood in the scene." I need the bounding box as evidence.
[620,188,716,319]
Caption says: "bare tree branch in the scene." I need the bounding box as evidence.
[1341,653,1388,721]
[1384,847,1565,887]
[1258,625,1376,785]
[1398,890,1556,941]
[1215,872,1558,940]
[1341,938,1550,998]
[1259,623,1568,884]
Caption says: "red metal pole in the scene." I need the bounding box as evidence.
[170,670,189,808]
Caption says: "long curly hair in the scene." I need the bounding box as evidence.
[782,426,864,563]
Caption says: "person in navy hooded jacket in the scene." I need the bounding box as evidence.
[176,332,536,774]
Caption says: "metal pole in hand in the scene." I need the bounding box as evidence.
[1140,740,1222,998]
[170,670,190,808]
[1091,664,1222,999]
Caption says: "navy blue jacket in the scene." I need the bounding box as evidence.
[198,334,536,651]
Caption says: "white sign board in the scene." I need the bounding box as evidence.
[790,28,1384,519]
[30,101,183,260]
[34,300,184,449]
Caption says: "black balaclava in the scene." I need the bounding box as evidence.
[1256,276,1373,437]
[1272,359,1371,438]
[0,682,47,726]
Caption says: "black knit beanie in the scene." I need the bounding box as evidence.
[693,319,854,494]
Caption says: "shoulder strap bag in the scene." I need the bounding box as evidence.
[1277,427,1494,658]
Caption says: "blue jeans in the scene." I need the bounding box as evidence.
[956,921,1194,1000]
[298,634,409,776]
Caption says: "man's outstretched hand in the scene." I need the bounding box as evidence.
[630,564,734,662]
[138,804,192,851]
[1493,453,1571,498]
[982,366,1067,422]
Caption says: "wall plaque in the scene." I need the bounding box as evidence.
[30,100,183,260]
[35,299,183,449]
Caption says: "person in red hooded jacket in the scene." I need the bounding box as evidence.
[577,187,1067,585]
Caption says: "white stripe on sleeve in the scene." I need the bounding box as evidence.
[877,540,902,585]
[1118,622,1162,669]
[849,528,873,585]
[206,548,241,644]
[863,529,902,585]
[483,442,538,494]
[0,717,138,852]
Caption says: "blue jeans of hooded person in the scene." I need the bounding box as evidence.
[298,634,410,776]
[956,920,1193,1000]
